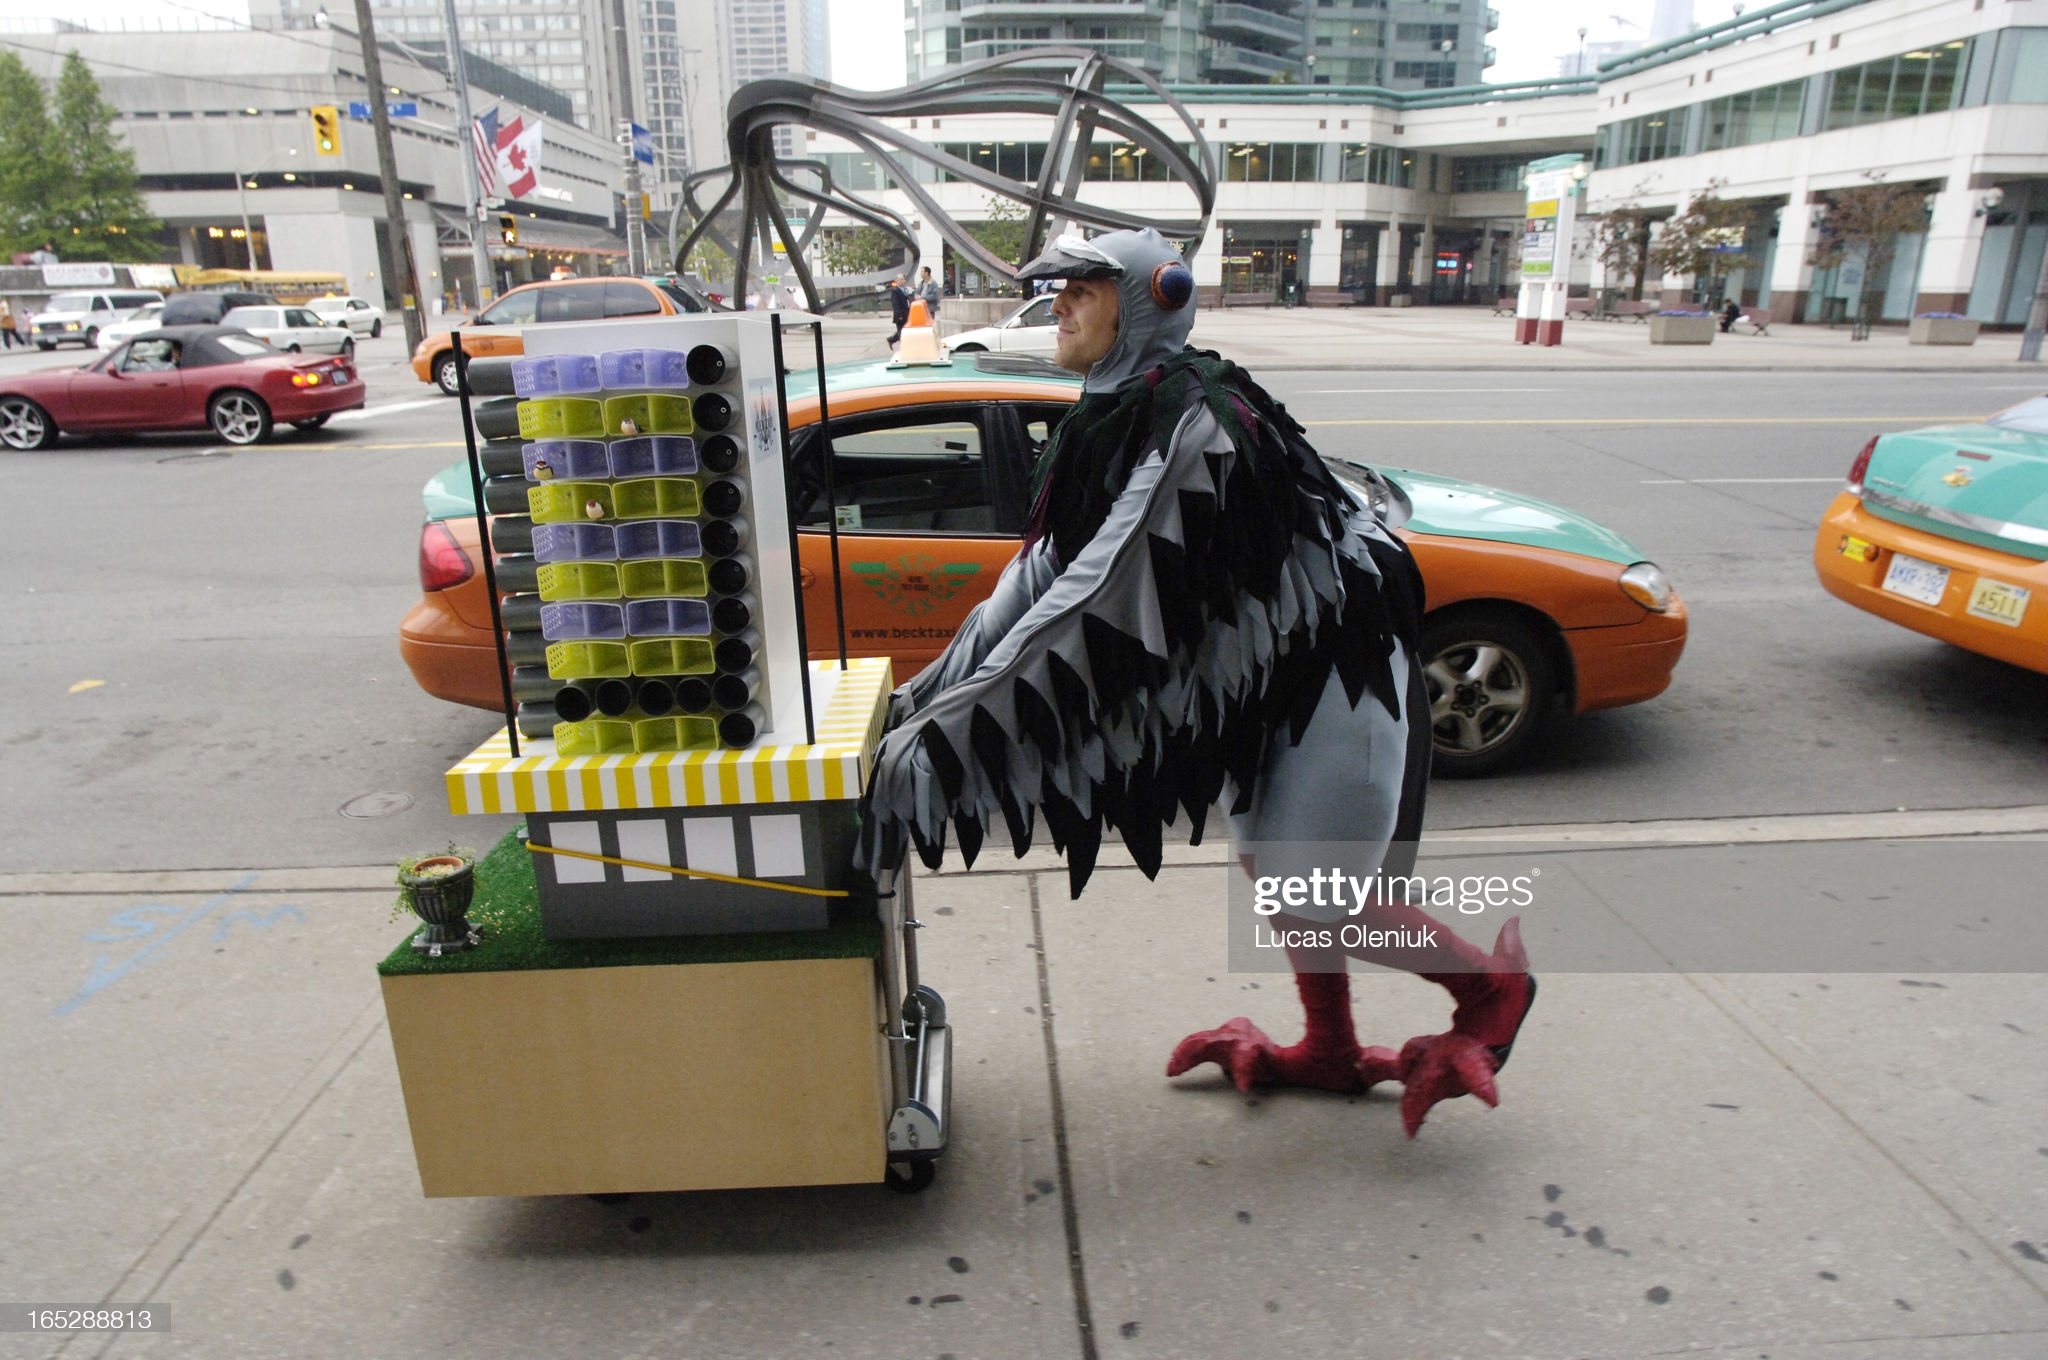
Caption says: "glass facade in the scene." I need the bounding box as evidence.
[1597,106,1690,168]
[1822,40,1970,132]
[1339,143,1416,187]
[1221,143,1326,183]
[1701,78,1806,151]
[1449,154,1525,193]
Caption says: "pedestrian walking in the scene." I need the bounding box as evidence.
[27,242,58,266]
[886,275,911,346]
[917,266,941,320]
[0,298,16,349]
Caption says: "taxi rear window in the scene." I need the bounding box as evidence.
[1986,396,2048,435]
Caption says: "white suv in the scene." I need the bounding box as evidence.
[32,290,163,350]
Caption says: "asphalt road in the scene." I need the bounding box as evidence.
[2,336,2044,875]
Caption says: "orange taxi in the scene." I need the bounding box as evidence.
[401,354,1687,774]
[411,275,719,395]
[1815,395,2048,674]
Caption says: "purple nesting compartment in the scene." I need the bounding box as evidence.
[540,600,627,641]
[599,348,691,390]
[624,597,712,637]
[510,352,602,398]
[524,439,610,482]
[612,519,702,560]
[608,436,698,479]
[530,521,617,564]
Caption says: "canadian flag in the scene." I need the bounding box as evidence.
[495,116,544,200]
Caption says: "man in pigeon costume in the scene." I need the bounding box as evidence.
[859,228,1536,1136]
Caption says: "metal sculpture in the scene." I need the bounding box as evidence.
[670,49,1216,314]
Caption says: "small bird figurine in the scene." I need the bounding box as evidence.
[584,498,606,520]
[532,457,554,481]
[619,418,639,437]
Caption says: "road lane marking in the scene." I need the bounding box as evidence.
[293,440,464,451]
[329,398,445,421]
[1302,415,1979,427]
[1640,477,1845,484]
[1303,386,1562,394]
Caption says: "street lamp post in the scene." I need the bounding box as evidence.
[350,0,427,351]
[437,0,498,309]
[234,147,298,271]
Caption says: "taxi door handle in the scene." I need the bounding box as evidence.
[799,567,816,589]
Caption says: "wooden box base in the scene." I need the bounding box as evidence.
[382,956,889,1196]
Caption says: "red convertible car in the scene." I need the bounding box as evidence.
[0,325,365,449]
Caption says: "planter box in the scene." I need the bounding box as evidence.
[1909,316,1980,346]
[1649,314,1715,345]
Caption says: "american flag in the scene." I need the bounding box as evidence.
[473,106,499,197]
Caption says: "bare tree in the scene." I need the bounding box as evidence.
[1808,176,1933,334]
[1590,203,1661,302]
[1649,184,1750,298]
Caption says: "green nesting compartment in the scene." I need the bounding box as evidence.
[517,397,605,440]
[536,561,622,602]
[603,393,695,437]
[628,637,715,676]
[528,482,613,524]
[545,640,632,680]
[611,478,702,519]
[619,558,708,598]
[553,719,637,756]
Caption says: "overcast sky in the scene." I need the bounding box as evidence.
[0,0,1749,92]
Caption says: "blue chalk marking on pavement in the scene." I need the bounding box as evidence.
[54,873,262,1016]
[212,905,306,942]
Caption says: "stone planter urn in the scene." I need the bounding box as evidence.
[1649,312,1716,345]
[1909,314,1980,346]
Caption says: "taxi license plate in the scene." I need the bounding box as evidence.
[1966,577,2030,627]
[1881,552,1949,606]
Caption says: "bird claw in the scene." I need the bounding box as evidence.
[1394,1032,1502,1138]
[1168,1017,1400,1095]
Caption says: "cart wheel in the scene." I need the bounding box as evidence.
[902,985,946,1030]
[885,1159,936,1195]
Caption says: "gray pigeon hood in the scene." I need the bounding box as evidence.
[1018,228,1197,394]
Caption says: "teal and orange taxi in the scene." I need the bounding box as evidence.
[401,353,1686,775]
[1815,395,2048,674]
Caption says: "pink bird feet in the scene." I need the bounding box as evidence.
[1166,1017,1402,1095]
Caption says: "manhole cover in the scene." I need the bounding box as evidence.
[340,791,414,819]
[157,449,233,464]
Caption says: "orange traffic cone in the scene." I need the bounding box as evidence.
[890,296,950,368]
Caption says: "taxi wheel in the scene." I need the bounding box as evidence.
[434,353,461,396]
[82,327,99,348]
[370,319,383,338]
[340,338,355,358]
[0,395,58,450]
[1420,607,1558,778]
[209,390,273,446]
[286,343,302,353]
[35,341,53,351]
[950,342,986,352]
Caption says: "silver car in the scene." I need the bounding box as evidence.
[941,294,1060,357]
[306,294,385,338]
[219,305,355,356]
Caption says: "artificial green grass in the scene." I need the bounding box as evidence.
[376,829,881,978]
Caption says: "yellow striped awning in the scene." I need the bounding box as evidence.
[445,657,893,815]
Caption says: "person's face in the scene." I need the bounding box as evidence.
[1050,277,1119,374]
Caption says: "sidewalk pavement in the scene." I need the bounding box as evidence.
[6,809,2045,1359]
[414,299,2048,374]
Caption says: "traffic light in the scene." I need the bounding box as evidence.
[500,213,518,246]
[310,105,341,156]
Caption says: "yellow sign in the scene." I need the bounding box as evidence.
[1525,198,1559,218]
[311,105,341,156]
